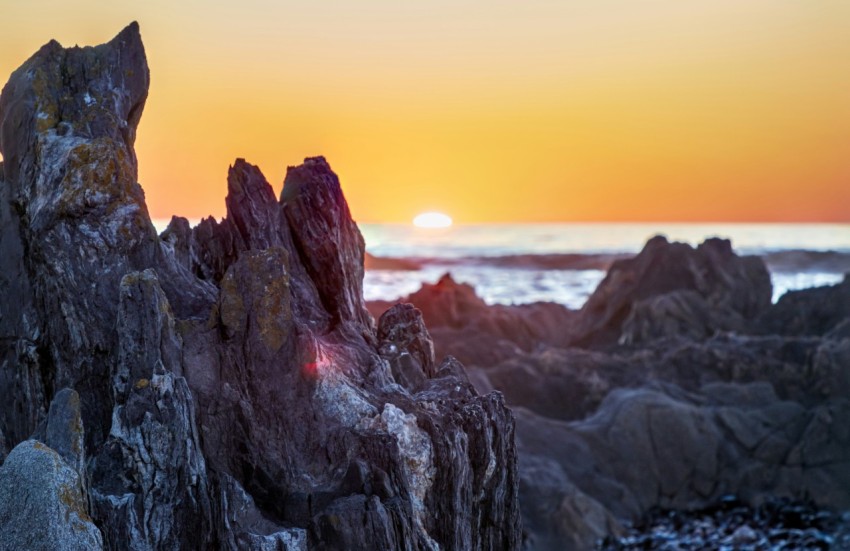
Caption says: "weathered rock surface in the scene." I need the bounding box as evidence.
[572,235,772,347]
[370,239,850,550]
[0,440,103,551]
[377,304,436,390]
[0,24,521,550]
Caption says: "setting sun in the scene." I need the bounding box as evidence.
[413,212,453,229]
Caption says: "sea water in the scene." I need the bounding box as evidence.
[359,223,850,308]
[153,220,849,308]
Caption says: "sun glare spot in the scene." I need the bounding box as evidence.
[413,212,452,229]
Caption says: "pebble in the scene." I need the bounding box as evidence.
[599,496,850,550]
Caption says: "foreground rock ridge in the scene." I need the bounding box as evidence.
[0,24,521,550]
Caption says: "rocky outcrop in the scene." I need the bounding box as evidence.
[478,331,850,550]
[368,242,850,550]
[0,440,103,551]
[0,24,521,550]
[368,274,576,367]
[571,236,772,347]
[89,269,213,550]
[377,304,436,390]
[759,274,850,337]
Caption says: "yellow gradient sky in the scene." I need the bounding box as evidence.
[1,1,848,222]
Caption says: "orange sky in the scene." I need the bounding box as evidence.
[1,1,848,223]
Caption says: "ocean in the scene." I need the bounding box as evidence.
[359,223,850,308]
[153,220,850,309]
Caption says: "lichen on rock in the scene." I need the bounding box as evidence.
[0,440,103,551]
[0,23,522,551]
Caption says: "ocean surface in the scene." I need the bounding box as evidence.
[154,220,850,309]
[359,223,850,308]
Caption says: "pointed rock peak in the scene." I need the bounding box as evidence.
[225,159,282,249]
[280,155,345,208]
[228,159,276,205]
[112,21,142,45]
[644,234,670,250]
[280,156,370,332]
[0,20,150,182]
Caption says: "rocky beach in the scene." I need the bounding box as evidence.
[0,23,848,551]
[367,240,850,550]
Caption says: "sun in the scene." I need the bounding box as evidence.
[413,212,453,229]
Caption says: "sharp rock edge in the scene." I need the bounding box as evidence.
[0,24,521,550]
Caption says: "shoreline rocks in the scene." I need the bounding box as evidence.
[369,238,850,550]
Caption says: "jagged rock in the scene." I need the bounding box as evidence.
[0,24,522,551]
[0,440,103,550]
[377,304,436,390]
[381,245,849,550]
[45,388,86,478]
[216,473,307,551]
[90,269,213,550]
[282,156,373,334]
[0,20,214,452]
[572,236,772,347]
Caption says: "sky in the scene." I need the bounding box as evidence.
[0,1,848,223]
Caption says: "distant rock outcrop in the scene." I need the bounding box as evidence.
[368,274,577,367]
[369,240,850,551]
[572,236,772,347]
[0,24,521,550]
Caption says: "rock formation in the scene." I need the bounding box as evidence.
[572,235,773,347]
[370,238,850,550]
[368,274,577,368]
[0,439,103,551]
[0,24,521,550]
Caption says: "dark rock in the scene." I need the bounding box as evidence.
[0,440,103,550]
[89,269,213,550]
[216,473,308,550]
[474,347,632,422]
[760,274,850,337]
[282,156,373,335]
[0,20,215,452]
[368,273,576,367]
[572,236,772,347]
[45,388,86,477]
[377,303,436,390]
[0,24,522,551]
[384,249,850,550]
[620,289,747,344]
